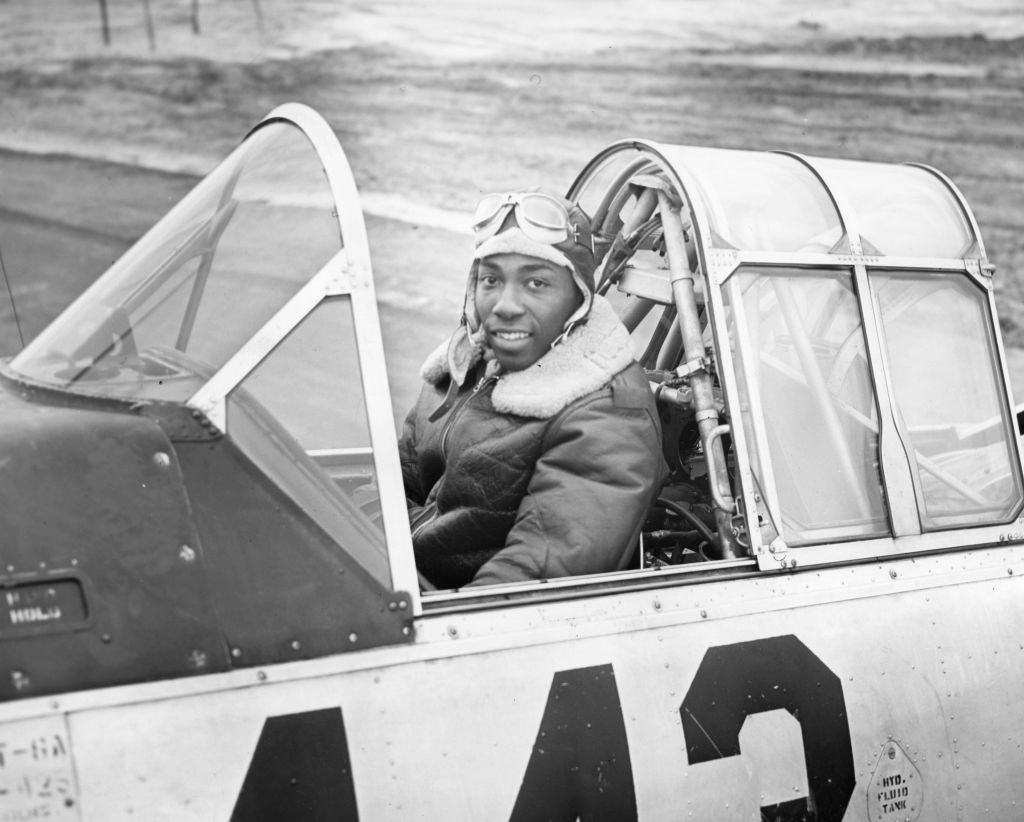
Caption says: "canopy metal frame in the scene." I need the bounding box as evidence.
[569,139,1024,573]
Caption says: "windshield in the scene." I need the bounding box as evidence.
[11,120,342,400]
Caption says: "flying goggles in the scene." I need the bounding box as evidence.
[472,192,591,251]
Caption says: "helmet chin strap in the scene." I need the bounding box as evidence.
[550,329,571,350]
[550,316,589,349]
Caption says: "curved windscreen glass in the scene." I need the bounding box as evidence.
[10,121,342,401]
[660,147,844,253]
[814,159,975,257]
[569,146,665,278]
[571,147,650,228]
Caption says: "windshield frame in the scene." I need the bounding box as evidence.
[7,104,421,607]
[233,105,419,605]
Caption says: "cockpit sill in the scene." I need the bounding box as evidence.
[417,521,1024,616]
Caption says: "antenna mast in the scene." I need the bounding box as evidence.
[0,242,26,350]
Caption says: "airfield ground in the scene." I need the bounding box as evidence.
[1,1,1023,414]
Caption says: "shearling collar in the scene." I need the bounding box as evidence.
[420,295,636,419]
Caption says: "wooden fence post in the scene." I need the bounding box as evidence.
[251,0,265,34]
[140,0,156,51]
[97,0,111,45]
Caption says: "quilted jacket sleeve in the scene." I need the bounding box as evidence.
[467,374,667,587]
[398,401,425,507]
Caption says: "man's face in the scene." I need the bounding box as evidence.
[475,253,583,372]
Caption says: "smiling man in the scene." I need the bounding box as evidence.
[399,191,667,589]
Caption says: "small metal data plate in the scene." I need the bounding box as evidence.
[866,740,923,821]
[0,713,81,820]
[1,580,88,636]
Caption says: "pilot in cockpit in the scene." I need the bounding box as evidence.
[399,190,668,589]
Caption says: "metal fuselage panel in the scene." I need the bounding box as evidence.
[4,546,1019,821]
[0,382,228,699]
[171,437,411,665]
[0,377,411,704]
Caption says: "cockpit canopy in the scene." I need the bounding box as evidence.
[571,141,1022,565]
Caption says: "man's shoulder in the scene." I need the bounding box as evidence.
[555,360,655,419]
[608,360,656,410]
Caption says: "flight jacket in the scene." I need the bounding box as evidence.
[399,296,668,589]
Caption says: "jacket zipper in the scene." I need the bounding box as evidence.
[440,375,497,459]
[410,503,437,541]
[412,376,497,542]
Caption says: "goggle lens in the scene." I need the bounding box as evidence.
[472,194,509,229]
[517,194,567,229]
[471,192,572,246]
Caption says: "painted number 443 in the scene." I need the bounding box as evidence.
[231,635,855,821]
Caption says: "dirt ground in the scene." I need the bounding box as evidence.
[1,0,1023,406]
